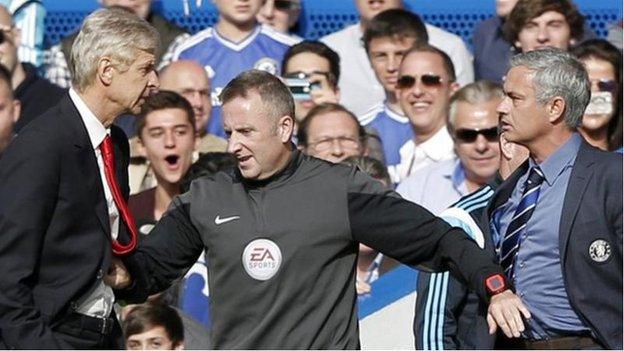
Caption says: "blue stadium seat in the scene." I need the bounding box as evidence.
[42,0,622,49]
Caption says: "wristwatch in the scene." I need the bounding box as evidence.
[485,273,508,296]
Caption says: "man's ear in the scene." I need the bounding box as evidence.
[11,99,20,123]
[547,96,566,124]
[277,115,294,143]
[449,81,461,95]
[98,57,115,86]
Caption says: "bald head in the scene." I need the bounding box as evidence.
[159,61,212,135]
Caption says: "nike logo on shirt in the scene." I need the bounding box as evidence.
[215,215,240,225]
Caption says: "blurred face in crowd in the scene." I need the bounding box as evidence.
[215,0,264,27]
[580,57,618,134]
[138,108,196,188]
[108,50,159,115]
[304,111,363,163]
[224,91,293,180]
[515,11,573,52]
[160,61,212,135]
[496,0,519,18]
[284,52,337,122]
[257,0,301,33]
[102,0,152,19]
[0,80,19,154]
[0,6,20,73]
[125,325,183,350]
[452,99,501,188]
[368,35,416,95]
[355,0,402,23]
[396,51,459,139]
[498,65,551,146]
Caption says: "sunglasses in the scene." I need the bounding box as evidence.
[274,0,300,10]
[454,126,499,143]
[593,79,618,93]
[396,74,446,89]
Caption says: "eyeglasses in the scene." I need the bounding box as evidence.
[310,136,361,152]
[396,74,446,89]
[454,126,499,143]
[274,0,300,10]
[591,79,618,93]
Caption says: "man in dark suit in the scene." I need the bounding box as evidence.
[491,47,622,349]
[0,8,159,349]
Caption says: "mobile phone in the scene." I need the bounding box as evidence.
[285,77,313,101]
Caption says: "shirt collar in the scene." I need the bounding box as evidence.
[69,88,108,150]
[383,103,409,123]
[441,158,468,194]
[417,127,454,161]
[529,133,582,186]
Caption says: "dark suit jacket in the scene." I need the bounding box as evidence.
[0,94,133,348]
[486,140,623,349]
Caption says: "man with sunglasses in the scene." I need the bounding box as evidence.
[256,0,302,38]
[397,80,502,215]
[361,9,428,185]
[391,42,458,184]
[320,0,474,118]
[0,5,64,134]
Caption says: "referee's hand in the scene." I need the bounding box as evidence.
[487,290,531,338]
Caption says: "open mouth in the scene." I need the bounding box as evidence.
[165,155,180,169]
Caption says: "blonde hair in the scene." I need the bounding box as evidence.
[70,7,159,91]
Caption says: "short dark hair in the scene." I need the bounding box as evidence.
[136,90,196,138]
[297,103,365,147]
[403,42,456,82]
[363,9,428,53]
[571,39,623,151]
[220,70,295,121]
[504,0,585,46]
[282,41,340,88]
[0,64,13,98]
[123,302,184,346]
[180,152,238,192]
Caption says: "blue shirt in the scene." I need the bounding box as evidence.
[397,158,468,215]
[174,25,299,137]
[496,133,589,339]
[364,104,413,175]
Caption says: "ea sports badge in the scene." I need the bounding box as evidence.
[242,238,282,280]
[589,239,611,263]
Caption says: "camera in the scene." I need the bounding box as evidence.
[284,72,320,101]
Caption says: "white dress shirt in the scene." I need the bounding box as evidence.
[68,88,118,318]
[388,126,455,184]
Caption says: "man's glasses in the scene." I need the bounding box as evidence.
[310,136,361,152]
[592,79,618,94]
[275,0,301,10]
[454,126,499,143]
[396,74,446,89]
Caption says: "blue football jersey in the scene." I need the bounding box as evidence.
[364,104,413,174]
[174,25,299,137]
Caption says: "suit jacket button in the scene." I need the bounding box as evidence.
[70,301,78,310]
[97,269,104,279]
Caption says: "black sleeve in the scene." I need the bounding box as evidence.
[125,193,205,301]
[346,167,503,302]
[0,129,69,348]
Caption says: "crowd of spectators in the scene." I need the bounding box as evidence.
[0,0,621,349]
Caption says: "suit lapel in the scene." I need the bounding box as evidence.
[559,142,594,259]
[62,95,112,239]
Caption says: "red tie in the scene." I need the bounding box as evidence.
[100,135,138,256]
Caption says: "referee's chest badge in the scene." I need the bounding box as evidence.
[589,239,611,263]
[242,238,282,280]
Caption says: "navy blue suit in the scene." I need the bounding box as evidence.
[486,141,622,349]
